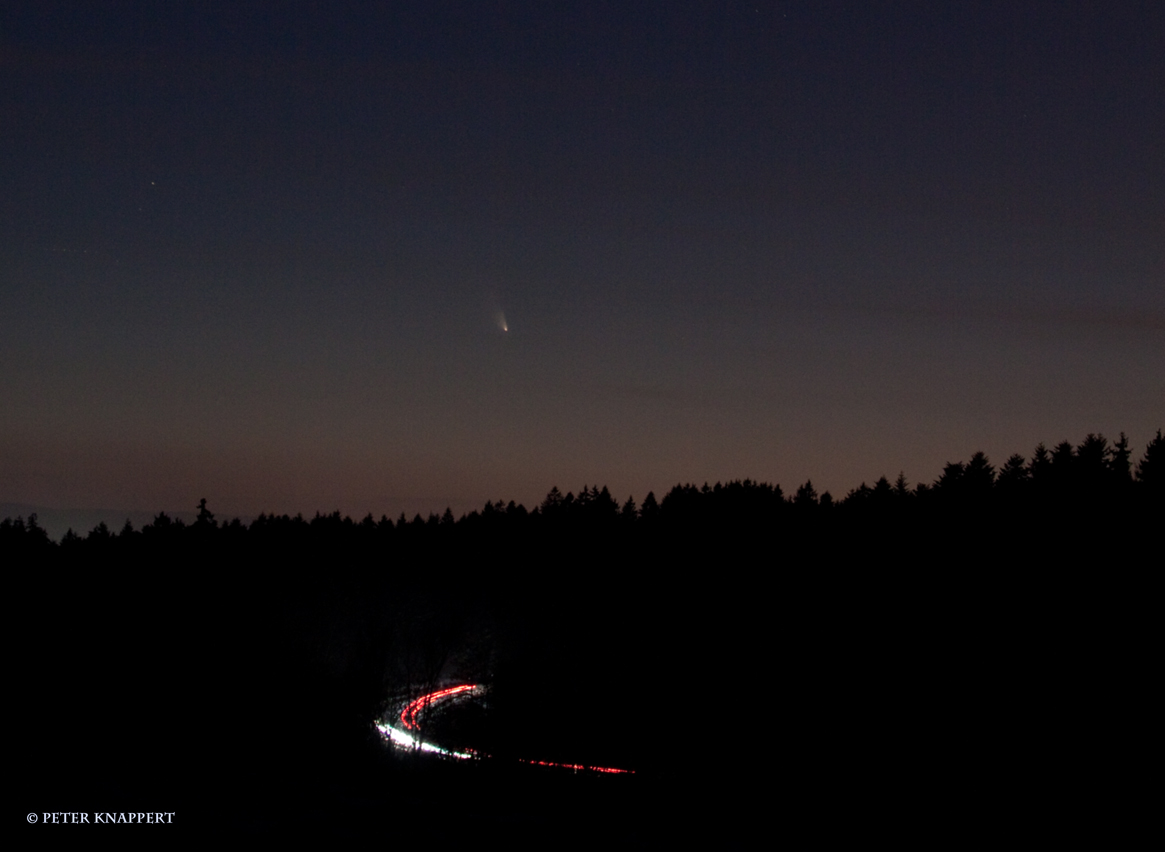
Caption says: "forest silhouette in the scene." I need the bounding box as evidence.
[10,430,1160,836]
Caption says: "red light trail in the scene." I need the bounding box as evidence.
[519,758,634,775]
[399,684,478,730]
[381,684,635,776]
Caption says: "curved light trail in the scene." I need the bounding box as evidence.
[377,684,634,775]
[399,684,478,731]
[377,684,483,759]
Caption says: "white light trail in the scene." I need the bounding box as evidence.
[377,684,634,774]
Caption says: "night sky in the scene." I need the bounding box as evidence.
[3,2,1162,531]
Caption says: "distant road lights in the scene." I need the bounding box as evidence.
[378,683,635,775]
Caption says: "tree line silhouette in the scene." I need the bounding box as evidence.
[6,430,1161,557]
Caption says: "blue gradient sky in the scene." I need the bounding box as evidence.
[2,2,1162,528]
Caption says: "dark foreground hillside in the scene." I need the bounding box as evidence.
[12,432,1161,839]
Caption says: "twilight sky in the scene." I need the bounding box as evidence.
[2,1,1162,529]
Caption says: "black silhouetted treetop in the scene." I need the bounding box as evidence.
[1137,429,1164,494]
[196,498,216,527]
[793,480,819,507]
